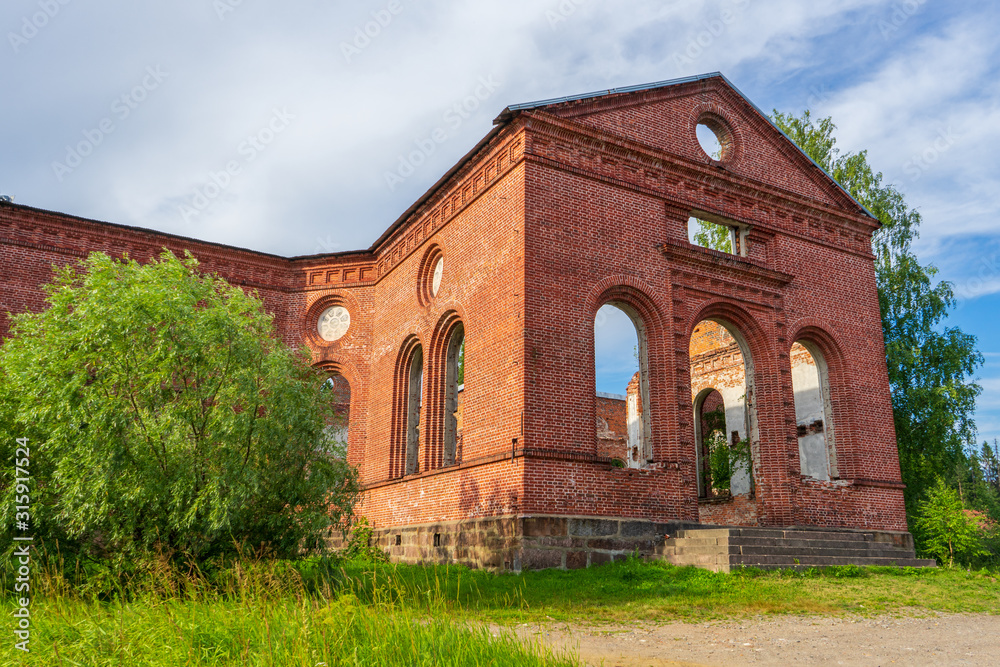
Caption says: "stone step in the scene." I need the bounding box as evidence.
[731,553,935,567]
[666,537,730,547]
[733,545,916,559]
[726,528,887,543]
[723,536,911,551]
[677,528,731,538]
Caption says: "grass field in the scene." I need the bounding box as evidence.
[3,556,999,665]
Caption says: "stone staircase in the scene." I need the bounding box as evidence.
[658,527,937,572]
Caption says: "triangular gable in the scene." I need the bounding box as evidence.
[497,73,873,220]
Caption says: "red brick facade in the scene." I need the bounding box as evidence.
[0,74,910,568]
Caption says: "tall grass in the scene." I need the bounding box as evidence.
[0,551,578,666]
[4,549,999,665]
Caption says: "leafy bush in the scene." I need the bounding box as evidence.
[0,251,359,564]
[701,406,752,496]
[343,517,390,563]
[913,478,989,566]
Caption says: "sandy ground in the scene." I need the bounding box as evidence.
[514,612,1000,666]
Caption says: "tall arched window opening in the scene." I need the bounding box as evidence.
[693,388,725,498]
[443,323,465,466]
[321,373,351,456]
[405,346,423,475]
[791,341,836,480]
[594,302,651,468]
[689,319,757,497]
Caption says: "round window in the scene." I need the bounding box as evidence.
[318,306,351,342]
[431,257,444,297]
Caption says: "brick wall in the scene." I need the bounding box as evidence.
[0,74,911,564]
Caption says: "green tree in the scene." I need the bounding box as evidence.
[0,251,359,562]
[913,478,988,566]
[771,110,983,514]
[692,219,733,253]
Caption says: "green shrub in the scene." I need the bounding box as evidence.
[913,478,989,566]
[0,251,359,564]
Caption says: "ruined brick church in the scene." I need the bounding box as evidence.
[0,73,932,570]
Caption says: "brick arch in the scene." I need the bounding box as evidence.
[425,309,466,470]
[304,289,363,350]
[688,298,773,371]
[687,298,774,499]
[313,358,358,462]
[693,386,726,498]
[787,318,851,480]
[416,243,445,306]
[689,101,746,167]
[586,275,665,331]
[587,276,665,466]
[313,357,362,392]
[390,335,424,479]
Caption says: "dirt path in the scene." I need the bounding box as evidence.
[517,612,1000,666]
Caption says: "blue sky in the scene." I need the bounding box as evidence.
[2,0,997,444]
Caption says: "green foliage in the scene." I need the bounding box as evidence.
[0,250,359,563]
[701,407,751,496]
[692,218,733,252]
[913,479,990,566]
[771,110,983,516]
[343,516,390,563]
[1,555,575,667]
[3,551,1000,667]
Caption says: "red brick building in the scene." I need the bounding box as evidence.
[0,73,917,570]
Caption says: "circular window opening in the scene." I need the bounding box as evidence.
[431,256,444,297]
[318,306,351,342]
[696,122,724,160]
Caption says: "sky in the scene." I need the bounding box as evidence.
[2,0,997,445]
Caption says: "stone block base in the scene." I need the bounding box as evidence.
[331,516,934,572]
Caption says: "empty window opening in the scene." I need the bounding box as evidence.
[791,341,837,480]
[405,346,423,475]
[394,534,401,546]
[694,388,726,497]
[321,373,351,455]
[433,533,441,547]
[690,319,757,498]
[696,122,723,160]
[594,302,652,468]
[443,324,465,466]
[688,216,748,256]
[695,116,734,162]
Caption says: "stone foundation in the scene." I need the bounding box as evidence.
[334,514,932,573]
[355,514,698,571]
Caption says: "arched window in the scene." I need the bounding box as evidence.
[594,302,651,467]
[693,388,725,498]
[689,319,757,497]
[791,341,837,480]
[443,323,464,466]
[321,373,351,455]
[405,346,423,475]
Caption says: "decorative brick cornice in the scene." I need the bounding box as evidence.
[520,110,877,242]
[660,239,793,289]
